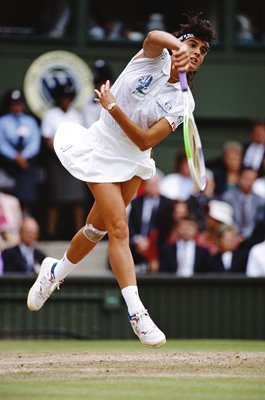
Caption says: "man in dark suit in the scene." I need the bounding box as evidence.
[128,173,173,273]
[2,216,46,275]
[159,215,210,276]
[209,224,249,273]
[222,166,265,240]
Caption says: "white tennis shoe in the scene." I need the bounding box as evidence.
[27,257,61,311]
[129,310,166,348]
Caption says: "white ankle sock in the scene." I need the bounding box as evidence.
[52,253,76,281]
[121,285,145,316]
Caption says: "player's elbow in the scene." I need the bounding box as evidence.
[138,138,152,151]
[145,30,161,43]
[130,130,152,151]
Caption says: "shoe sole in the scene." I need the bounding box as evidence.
[27,257,58,312]
[143,337,167,348]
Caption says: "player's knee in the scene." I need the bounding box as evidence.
[109,220,128,241]
[83,223,107,243]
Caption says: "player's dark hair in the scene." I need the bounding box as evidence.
[168,12,217,88]
[174,12,217,45]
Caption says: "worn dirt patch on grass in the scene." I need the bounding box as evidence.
[0,351,264,380]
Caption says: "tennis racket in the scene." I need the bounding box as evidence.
[178,71,206,191]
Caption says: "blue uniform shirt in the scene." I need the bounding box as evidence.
[0,112,41,160]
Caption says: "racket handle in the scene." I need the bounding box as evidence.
[178,71,188,92]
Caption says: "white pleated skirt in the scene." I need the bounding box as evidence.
[53,119,156,183]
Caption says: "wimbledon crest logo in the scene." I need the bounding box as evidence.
[23,50,94,118]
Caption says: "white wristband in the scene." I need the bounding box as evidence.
[107,102,117,111]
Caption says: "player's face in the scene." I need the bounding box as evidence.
[185,38,209,71]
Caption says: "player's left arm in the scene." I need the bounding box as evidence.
[95,80,173,150]
[110,108,173,150]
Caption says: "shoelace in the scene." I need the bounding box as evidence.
[129,309,149,321]
[39,274,63,298]
[130,310,156,334]
[50,271,64,290]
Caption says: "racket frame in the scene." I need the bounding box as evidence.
[179,72,206,191]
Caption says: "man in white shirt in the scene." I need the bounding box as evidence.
[242,118,265,176]
[246,240,265,276]
[159,214,210,276]
[160,149,194,201]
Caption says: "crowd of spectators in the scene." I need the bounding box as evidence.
[0,61,264,277]
[127,118,265,277]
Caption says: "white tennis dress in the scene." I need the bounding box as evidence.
[54,49,195,183]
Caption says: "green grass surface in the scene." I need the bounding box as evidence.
[1,378,264,400]
[0,338,264,352]
[0,339,264,400]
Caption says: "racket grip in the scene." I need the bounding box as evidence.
[178,72,188,91]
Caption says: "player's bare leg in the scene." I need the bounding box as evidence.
[27,178,140,311]
[86,179,166,348]
[27,176,166,347]
[87,180,140,289]
[27,202,105,312]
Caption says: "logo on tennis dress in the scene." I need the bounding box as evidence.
[177,116,184,123]
[171,121,177,131]
[156,101,172,113]
[132,75,153,98]
[61,144,74,152]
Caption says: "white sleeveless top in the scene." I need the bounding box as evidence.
[54,49,195,183]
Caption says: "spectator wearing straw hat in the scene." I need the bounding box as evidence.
[196,199,235,255]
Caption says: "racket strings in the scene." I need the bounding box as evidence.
[182,91,206,191]
[188,121,205,189]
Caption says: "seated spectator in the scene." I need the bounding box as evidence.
[0,189,23,251]
[252,157,265,199]
[222,166,265,240]
[0,174,21,274]
[2,216,46,275]
[187,168,216,231]
[207,141,243,196]
[252,174,265,198]
[209,224,249,274]
[246,229,265,277]
[160,149,194,200]
[147,199,189,273]
[235,14,254,44]
[146,13,166,32]
[159,214,210,276]
[128,173,172,274]
[161,199,189,243]
[242,118,265,177]
[0,89,41,214]
[196,199,234,255]
[88,5,124,41]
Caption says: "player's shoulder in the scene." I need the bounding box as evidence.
[132,48,169,62]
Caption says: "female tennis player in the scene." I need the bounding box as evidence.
[27,13,216,348]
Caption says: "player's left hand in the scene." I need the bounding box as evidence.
[94,80,116,110]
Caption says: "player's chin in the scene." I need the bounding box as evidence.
[189,63,200,72]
